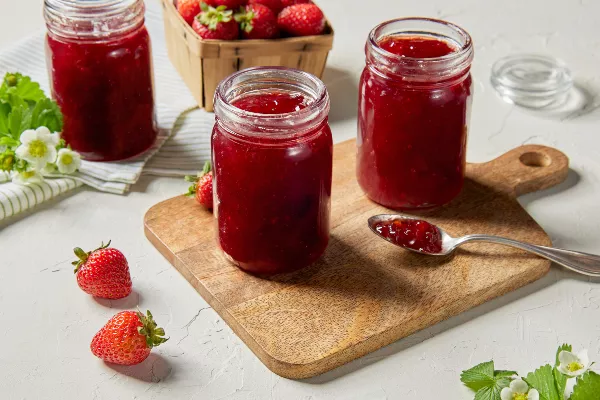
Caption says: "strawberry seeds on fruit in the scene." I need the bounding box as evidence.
[248,0,284,14]
[176,0,201,25]
[280,0,310,7]
[73,240,132,300]
[203,0,247,9]
[185,161,214,210]
[235,3,279,39]
[278,3,326,37]
[91,310,168,366]
[192,3,240,40]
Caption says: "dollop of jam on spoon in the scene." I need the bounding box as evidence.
[372,218,443,254]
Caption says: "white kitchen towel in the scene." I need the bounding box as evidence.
[0,0,214,221]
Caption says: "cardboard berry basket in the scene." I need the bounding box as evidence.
[161,0,335,111]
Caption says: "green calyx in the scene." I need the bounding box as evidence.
[234,7,255,33]
[198,3,233,30]
[136,309,169,349]
[184,161,211,196]
[72,240,111,273]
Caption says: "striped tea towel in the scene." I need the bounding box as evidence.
[0,0,213,221]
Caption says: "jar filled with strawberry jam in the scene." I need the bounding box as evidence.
[213,67,333,275]
[44,0,157,161]
[357,18,474,210]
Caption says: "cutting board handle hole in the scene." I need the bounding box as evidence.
[519,152,551,168]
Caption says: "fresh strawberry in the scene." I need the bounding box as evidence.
[91,310,168,366]
[203,0,247,9]
[281,0,309,7]
[248,0,283,14]
[192,4,240,40]
[73,240,132,300]
[177,0,201,26]
[185,161,213,209]
[278,3,325,37]
[235,3,278,39]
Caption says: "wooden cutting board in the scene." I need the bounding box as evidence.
[144,140,568,379]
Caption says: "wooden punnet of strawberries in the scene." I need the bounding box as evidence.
[176,0,328,40]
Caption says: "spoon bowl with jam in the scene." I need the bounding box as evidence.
[368,214,600,276]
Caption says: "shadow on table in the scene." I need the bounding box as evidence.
[106,353,174,383]
[519,82,599,121]
[518,168,580,209]
[303,269,600,384]
[93,289,143,310]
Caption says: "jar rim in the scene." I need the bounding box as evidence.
[368,17,473,63]
[214,67,330,140]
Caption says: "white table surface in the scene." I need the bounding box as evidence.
[1,0,599,399]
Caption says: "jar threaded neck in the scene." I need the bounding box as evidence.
[44,0,145,40]
[214,67,330,141]
[366,18,474,85]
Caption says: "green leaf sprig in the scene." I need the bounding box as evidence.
[461,344,599,400]
[0,72,80,181]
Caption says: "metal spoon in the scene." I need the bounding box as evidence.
[368,214,600,277]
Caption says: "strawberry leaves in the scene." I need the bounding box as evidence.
[0,72,63,144]
[523,365,561,400]
[570,371,600,400]
[461,344,598,400]
[460,361,516,400]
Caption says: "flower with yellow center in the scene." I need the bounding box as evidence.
[500,378,539,400]
[55,148,81,174]
[15,126,59,170]
[557,349,590,377]
[11,168,43,185]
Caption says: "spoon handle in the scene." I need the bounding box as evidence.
[457,234,600,276]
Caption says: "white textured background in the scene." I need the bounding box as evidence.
[1,0,599,399]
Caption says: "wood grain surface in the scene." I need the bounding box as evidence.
[144,140,569,379]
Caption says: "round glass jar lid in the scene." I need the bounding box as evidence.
[491,54,573,109]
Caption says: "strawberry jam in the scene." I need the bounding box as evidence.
[44,0,157,161]
[374,218,442,254]
[213,68,332,275]
[357,18,474,210]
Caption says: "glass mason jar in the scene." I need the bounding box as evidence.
[357,18,474,210]
[213,67,333,275]
[44,0,158,161]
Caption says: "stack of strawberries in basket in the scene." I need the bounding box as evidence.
[176,0,327,39]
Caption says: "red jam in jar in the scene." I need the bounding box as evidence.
[373,218,442,254]
[212,67,333,275]
[44,0,157,161]
[357,18,474,210]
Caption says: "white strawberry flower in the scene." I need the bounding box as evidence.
[501,378,539,400]
[15,127,59,170]
[55,148,81,174]
[12,168,44,185]
[557,349,590,377]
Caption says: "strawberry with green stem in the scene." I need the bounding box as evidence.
[73,240,132,300]
[91,310,168,366]
[235,3,279,39]
[192,3,240,40]
[185,161,214,209]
